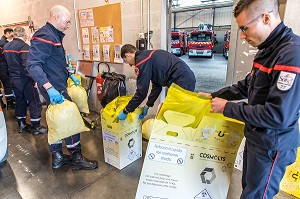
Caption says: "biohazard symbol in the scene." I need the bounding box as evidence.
[128,138,135,148]
[200,167,216,184]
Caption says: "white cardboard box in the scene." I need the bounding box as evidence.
[135,112,244,199]
[101,113,142,170]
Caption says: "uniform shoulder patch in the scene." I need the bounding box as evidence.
[277,71,296,91]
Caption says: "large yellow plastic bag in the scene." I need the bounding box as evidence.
[102,96,142,124]
[142,118,154,140]
[46,100,89,144]
[280,148,300,198]
[67,85,89,114]
[67,74,81,87]
[155,83,244,149]
[156,84,210,128]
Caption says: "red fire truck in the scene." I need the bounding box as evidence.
[223,30,230,59]
[188,24,215,58]
[171,30,187,56]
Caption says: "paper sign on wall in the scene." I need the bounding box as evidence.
[93,45,100,61]
[91,26,99,44]
[114,44,123,63]
[103,45,110,62]
[83,45,90,60]
[79,9,94,27]
[82,28,89,44]
[100,26,114,43]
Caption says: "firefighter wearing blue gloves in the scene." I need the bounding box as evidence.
[70,75,80,86]
[117,105,148,121]
[46,87,64,105]
[117,44,195,121]
[26,5,98,170]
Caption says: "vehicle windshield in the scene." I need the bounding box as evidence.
[190,33,211,42]
[171,35,179,41]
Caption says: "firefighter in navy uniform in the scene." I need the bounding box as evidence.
[3,27,47,135]
[27,5,98,170]
[199,0,300,198]
[0,28,15,109]
[117,44,196,120]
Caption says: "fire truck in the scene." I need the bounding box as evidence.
[188,24,215,58]
[223,30,230,59]
[171,30,187,56]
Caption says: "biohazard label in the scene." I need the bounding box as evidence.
[195,189,212,199]
[277,71,296,91]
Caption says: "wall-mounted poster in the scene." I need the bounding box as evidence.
[79,10,87,27]
[99,26,114,43]
[103,45,110,62]
[86,9,94,26]
[91,26,99,44]
[79,9,94,27]
[93,45,100,61]
[114,44,123,63]
[83,45,90,60]
[82,28,89,44]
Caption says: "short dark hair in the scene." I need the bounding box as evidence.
[4,28,13,35]
[233,0,279,18]
[121,44,137,58]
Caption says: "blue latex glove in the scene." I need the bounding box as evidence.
[70,75,80,86]
[139,106,149,119]
[117,110,128,121]
[47,87,64,105]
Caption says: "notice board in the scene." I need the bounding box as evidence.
[78,3,123,63]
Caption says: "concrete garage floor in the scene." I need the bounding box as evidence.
[180,53,228,93]
[0,108,297,199]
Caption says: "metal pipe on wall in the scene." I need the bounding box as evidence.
[141,0,144,33]
[73,0,81,52]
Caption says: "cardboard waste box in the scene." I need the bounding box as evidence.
[135,84,245,199]
[101,96,143,170]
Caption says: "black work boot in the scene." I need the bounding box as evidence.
[32,126,48,135]
[72,152,98,170]
[52,151,71,169]
[18,121,32,133]
[6,97,15,110]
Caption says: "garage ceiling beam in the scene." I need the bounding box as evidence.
[172,1,233,13]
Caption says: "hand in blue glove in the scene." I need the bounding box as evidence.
[117,110,128,121]
[139,106,149,119]
[47,87,64,105]
[70,75,80,86]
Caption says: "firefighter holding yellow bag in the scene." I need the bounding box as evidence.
[26,5,97,170]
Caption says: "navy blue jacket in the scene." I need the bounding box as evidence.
[27,22,68,92]
[126,49,196,112]
[3,38,31,79]
[0,35,9,67]
[212,22,300,151]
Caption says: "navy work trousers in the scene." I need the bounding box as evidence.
[241,140,297,199]
[11,78,42,126]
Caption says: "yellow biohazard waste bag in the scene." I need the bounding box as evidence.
[157,83,242,128]
[46,100,90,144]
[280,147,300,198]
[67,85,89,114]
[142,118,155,140]
[102,96,141,123]
[67,74,81,87]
